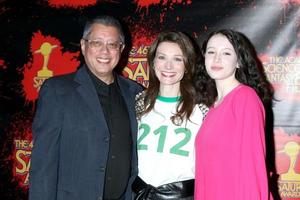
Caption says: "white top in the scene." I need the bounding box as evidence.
[137,96,205,187]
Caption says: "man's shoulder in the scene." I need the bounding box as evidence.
[41,71,79,95]
[44,71,76,86]
[48,71,76,82]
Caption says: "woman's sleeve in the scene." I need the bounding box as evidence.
[233,88,272,200]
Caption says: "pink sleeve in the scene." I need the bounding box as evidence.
[233,88,272,200]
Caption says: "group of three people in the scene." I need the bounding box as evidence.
[29,15,273,200]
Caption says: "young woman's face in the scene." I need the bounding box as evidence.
[154,41,185,88]
[204,34,238,83]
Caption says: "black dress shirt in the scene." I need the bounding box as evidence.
[87,69,132,200]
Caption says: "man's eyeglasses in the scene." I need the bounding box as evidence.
[83,39,123,51]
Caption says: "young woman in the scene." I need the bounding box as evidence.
[133,31,208,199]
[194,29,273,200]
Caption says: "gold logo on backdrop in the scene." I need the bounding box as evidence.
[33,42,57,90]
[124,57,149,87]
[14,139,33,185]
[278,141,300,181]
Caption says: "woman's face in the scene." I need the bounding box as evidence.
[153,41,185,89]
[204,34,238,83]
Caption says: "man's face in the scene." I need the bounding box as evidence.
[81,23,124,83]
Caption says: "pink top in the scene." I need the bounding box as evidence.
[195,84,273,200]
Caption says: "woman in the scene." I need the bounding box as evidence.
[133,31,208,199]
[194,29,273,200]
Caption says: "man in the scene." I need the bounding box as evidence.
[29,15,143,200]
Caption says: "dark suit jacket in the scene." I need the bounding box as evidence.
[29,65,143,200]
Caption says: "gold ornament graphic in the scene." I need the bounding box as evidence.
[35,42,57,77]
[278,141,300,181]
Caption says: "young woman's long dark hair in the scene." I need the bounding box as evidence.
[195,29,273,107]
[141,31,198,125]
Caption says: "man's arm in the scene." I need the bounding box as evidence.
[29,80,62,200]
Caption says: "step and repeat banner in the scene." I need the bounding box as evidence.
[0,0,299,199]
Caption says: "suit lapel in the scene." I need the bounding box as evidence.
[117,76,138,141]
[74,66,109,132]
[73,67,137,140]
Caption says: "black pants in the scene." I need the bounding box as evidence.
[132,176,194,200]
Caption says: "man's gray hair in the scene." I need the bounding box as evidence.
[82,15,125,43]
